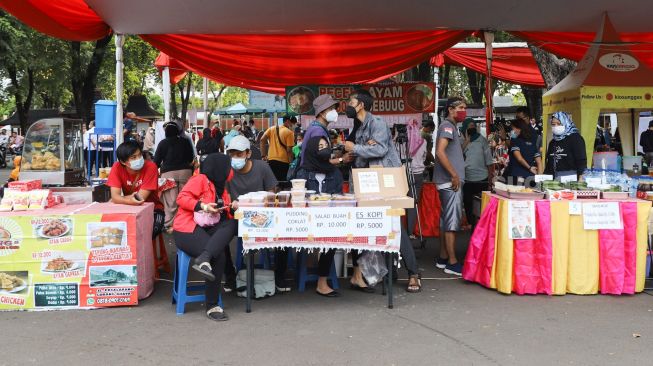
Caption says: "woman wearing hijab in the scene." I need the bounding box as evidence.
[296,136,341,297]
[506,118,542,184]
[154,121,195,233]
[544,111,587,179]
[461,118,493,228]
[173,153,238,321]
[196,127,220,162]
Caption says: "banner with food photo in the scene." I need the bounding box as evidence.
[285,83,436,115]
[0,213,138,310]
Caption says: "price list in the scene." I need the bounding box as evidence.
[34,283,79,307]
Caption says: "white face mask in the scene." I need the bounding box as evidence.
[325,109,339,123]
[129,157,145,171]
[552,125,566,136]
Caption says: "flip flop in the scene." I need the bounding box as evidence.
[192,262,216,282]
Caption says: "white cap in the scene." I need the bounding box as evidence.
[226,135,251,151]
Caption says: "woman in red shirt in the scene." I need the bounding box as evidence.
[106,141,165,238]
[173,153,238,321]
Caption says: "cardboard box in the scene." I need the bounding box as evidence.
[351,167,414,209]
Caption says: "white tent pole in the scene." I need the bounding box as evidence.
[163,67,171,122]
[203,77,209,127]
[115,34,125,146]
[484,31,495,136]
[433,66,440,129]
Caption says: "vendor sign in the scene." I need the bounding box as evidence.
[237,207,401,253]
[0,213,138,311]
[507,200,536,240]
[286,83,436,115]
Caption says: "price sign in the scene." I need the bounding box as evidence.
[582,202,622,230]
[34,283,79,307]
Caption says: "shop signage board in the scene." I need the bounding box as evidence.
[237,206,401,253]
[0,214,138,311]
[582,202,623,230]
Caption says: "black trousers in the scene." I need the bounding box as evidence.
[317,249,336,277]
[173,219,237,309]
[268,160,289,183]
[84,149,97,176]
[101,150,114,168]
[463,181,487,227]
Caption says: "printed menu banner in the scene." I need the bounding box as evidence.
[507,200,536,240]
[286,83,436,115]
[0,214,138,311]
[237,207,401,253]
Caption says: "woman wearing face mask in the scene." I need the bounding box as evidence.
[296,136,342,297]
[505,118,542,184]
[173,153,239,321]
[107,140,165,239]
[154,121,196,233]
[544,111,587,179]
[461,118,493,228]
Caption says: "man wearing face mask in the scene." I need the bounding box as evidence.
[225,135,292,292]
[342,89,421,294]
[107,140,165,239]
[434,97,467,276]
[461,118,493,229]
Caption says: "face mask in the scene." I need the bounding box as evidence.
[552,125,566,136]
[325,109,339,123]
[345,105,359,119]
[316,148,332,161]
[509,131,518,139]
[231,158,246,170]
[454,110,467,123]
[467,128,478,136]
[129,157,144,171]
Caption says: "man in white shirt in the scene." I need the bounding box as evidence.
[98,134,115,168]
[83,122,98,176]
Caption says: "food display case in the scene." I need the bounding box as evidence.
[20,118,86,186]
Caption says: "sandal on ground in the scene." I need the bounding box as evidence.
[206,306,228,321]
[192,262,216,282]
[406,275,421,293]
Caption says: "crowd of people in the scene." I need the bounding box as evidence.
[101,94,592,322]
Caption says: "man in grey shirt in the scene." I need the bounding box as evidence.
[462,118,493,229]
[434,97,467,276]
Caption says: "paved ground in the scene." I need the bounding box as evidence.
[0,168,652,365]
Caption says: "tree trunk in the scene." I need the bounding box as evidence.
[171,86,178,119]
[70,34,112,123]
[441,65,450,98]
[528,45,576,89]
[178,72,193,123]
[7,64,34,133]
[466,69,485,105]
[522,86,544,122]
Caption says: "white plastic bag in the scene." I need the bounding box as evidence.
[358,251,388,286]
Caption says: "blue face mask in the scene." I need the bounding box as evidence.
[129,157,144,171]
[231,158,246,171]
[509,131,518,139]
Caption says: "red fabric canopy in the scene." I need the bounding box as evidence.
[0,0,110,41]
[154,53,189,84]
[431,46,545,87]
[142,31,471,94]
[511,31,653,69]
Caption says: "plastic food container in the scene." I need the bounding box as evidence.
[308,200,331,207]
[276,192,291,207]
[291,179,307,189]
[291,189,307,199]
[291,200,307,208]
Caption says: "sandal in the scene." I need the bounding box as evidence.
[406,275,421,293]
[192,261,216,282]
[206,306,228,321]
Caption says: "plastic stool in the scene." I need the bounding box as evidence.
[172,250,222,315]
[152,234,171,279]
[236,240,295,272]
[296,250,340,292]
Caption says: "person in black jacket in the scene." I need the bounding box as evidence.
[544,111,587,179]
[196,127,220,164]
[639,120,653,166]
[296,136,342,297]
[154,121,196,232]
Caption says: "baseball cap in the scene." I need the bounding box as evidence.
[226,135,251,151]
[313,94,339,116]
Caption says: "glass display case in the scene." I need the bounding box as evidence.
[20,118,86,186]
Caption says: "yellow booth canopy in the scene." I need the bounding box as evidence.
[542,15,653,166]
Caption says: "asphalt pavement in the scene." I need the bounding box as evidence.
[0,166,652,366]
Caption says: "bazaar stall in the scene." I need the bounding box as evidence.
[464,192,649,295]
[236,167,413,311]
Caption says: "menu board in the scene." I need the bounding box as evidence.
[238,206,401,253]
[0,213,138,311]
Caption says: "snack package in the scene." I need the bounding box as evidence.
[27,189,51,210]
[8,179,43,191]
[12,191,30,211]
[0,189,18,211]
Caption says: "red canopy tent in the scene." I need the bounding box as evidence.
[153,53,188,85]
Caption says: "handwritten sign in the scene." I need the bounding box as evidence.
[568,201,582,216]
[357,172,380,194]
[507,200,536,239]
[582,202,622,230]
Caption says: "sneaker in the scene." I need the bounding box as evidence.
[275,278,291,293]
[444,262,463,276]
[435,257,448,269]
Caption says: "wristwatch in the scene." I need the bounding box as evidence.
[338,157,343,163]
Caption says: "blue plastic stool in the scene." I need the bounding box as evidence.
[235,239,295,272]
[172,249,222,315]
[296,250,340,292]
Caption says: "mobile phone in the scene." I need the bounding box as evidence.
[134,193,142,201]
